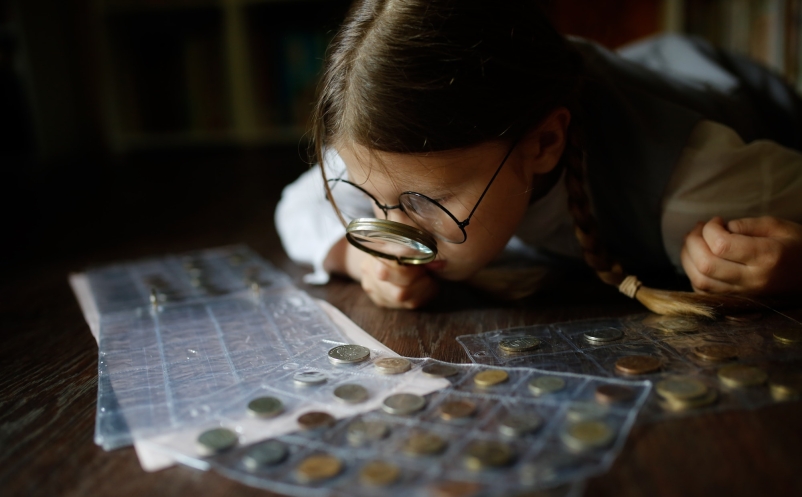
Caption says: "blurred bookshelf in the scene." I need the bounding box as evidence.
[98,0,350,152]
[668,0,802,92]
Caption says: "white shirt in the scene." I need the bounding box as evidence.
[275,121,802,284]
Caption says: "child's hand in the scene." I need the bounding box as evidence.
[358,255,440,309]
[681,216,802,296]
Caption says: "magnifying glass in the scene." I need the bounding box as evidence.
[345,218,438,265]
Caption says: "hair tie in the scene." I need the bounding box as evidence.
[618,275,642,299]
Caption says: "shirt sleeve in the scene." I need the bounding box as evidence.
[661,119,802,271]
[275,149,371,284]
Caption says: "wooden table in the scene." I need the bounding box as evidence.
[2,150,800,497]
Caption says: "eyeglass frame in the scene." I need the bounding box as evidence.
[326,135,522,244]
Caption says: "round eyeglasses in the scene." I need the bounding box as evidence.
[325,137,521,264]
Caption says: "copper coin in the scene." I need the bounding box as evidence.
[438,400,477,421]
[693,344,739,362]
[614,355,662,375]
[428,481,482,497]
[297,411,336,430]
[594,384,635,404]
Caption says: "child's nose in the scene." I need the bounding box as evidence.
[387,209,416,226]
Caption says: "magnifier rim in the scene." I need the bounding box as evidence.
[345,218,438,265]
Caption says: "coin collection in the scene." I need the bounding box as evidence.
[457,312,802,420]
[201,356,649,497]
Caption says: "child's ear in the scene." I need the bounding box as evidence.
[520,107,571,175]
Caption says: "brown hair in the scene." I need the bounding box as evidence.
[311,0,761,317]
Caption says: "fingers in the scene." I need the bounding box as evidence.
[700,217,757,264]
[373,259,426,286]
[682,220,748,292]
[361,257,439,309]
[727,216,789,237]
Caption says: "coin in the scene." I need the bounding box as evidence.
[566,401,609,421]
[197,427,238,455]
[693,344,738,362]
[295,454,342,483]
[594,384,635,404]
[422,363,459,378]
[333,383,369,404]
[428,481,482,497]
[359,460,400,486]
[242,440,288,470]
[473,370,509,387]
[293,370,328,386]
[583,328,623,343]
[614,355,662,375]
[382,393,426,415]
[773,329,802,344]
[717,364,768,388]
[561,420,614,452]
[498,413,543,437]
[655,377,708,401]
[769,373,802,401]
[297,411,336,430]
[528,376,566,396]
[464,440,515,470]
[328,344,371,365]
[438,400,477,421]
[346,419,390,445]
[498,336,541,353]
[403,432,447,456]
[374,357,412,375]
[660,388,718,411]
[247,396,283,418]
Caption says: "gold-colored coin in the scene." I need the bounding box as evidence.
[693,344,738,362]
[438,400,477,421]
[473,369,509,387]
[359,460,400,486]
[773,329,802,344]
[402,433,447,456]
[717,364,768,388]
[768,373,802,401]
[614,355,662,375]
[373,357,412,375]
[295,454,342,483]
[528,376,566,396]
[428,481,482,497]
[655,377,708,401]
[660,388,718,412]
[594,384,635,404]
[561,420,614,452]
[464,440,515,470]
[297,411,336,430]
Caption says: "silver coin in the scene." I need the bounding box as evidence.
[293,370,328,386]
[374,357,412,375]
[346,419,390,445]
[421,363,459,378]
[333,383,369,404]
[583,328,623,343]
[197,427,238,455]
[498,413,543,437]
[247,396,284,418]
[381,393,426,415]
[242,440,288,470]
[498,336,541,353]
[328,344,371,365]
[528,376,567,396]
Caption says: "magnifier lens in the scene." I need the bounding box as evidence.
[345,219,437,264]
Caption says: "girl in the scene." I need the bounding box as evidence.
[276,0,802,317]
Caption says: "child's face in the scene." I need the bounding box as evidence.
[336,141,538,281]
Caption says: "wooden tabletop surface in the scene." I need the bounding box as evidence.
[2,150,800,497]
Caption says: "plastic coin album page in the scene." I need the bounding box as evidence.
[456,311,802,421]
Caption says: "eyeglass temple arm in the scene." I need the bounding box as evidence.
[460,136,522,227]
